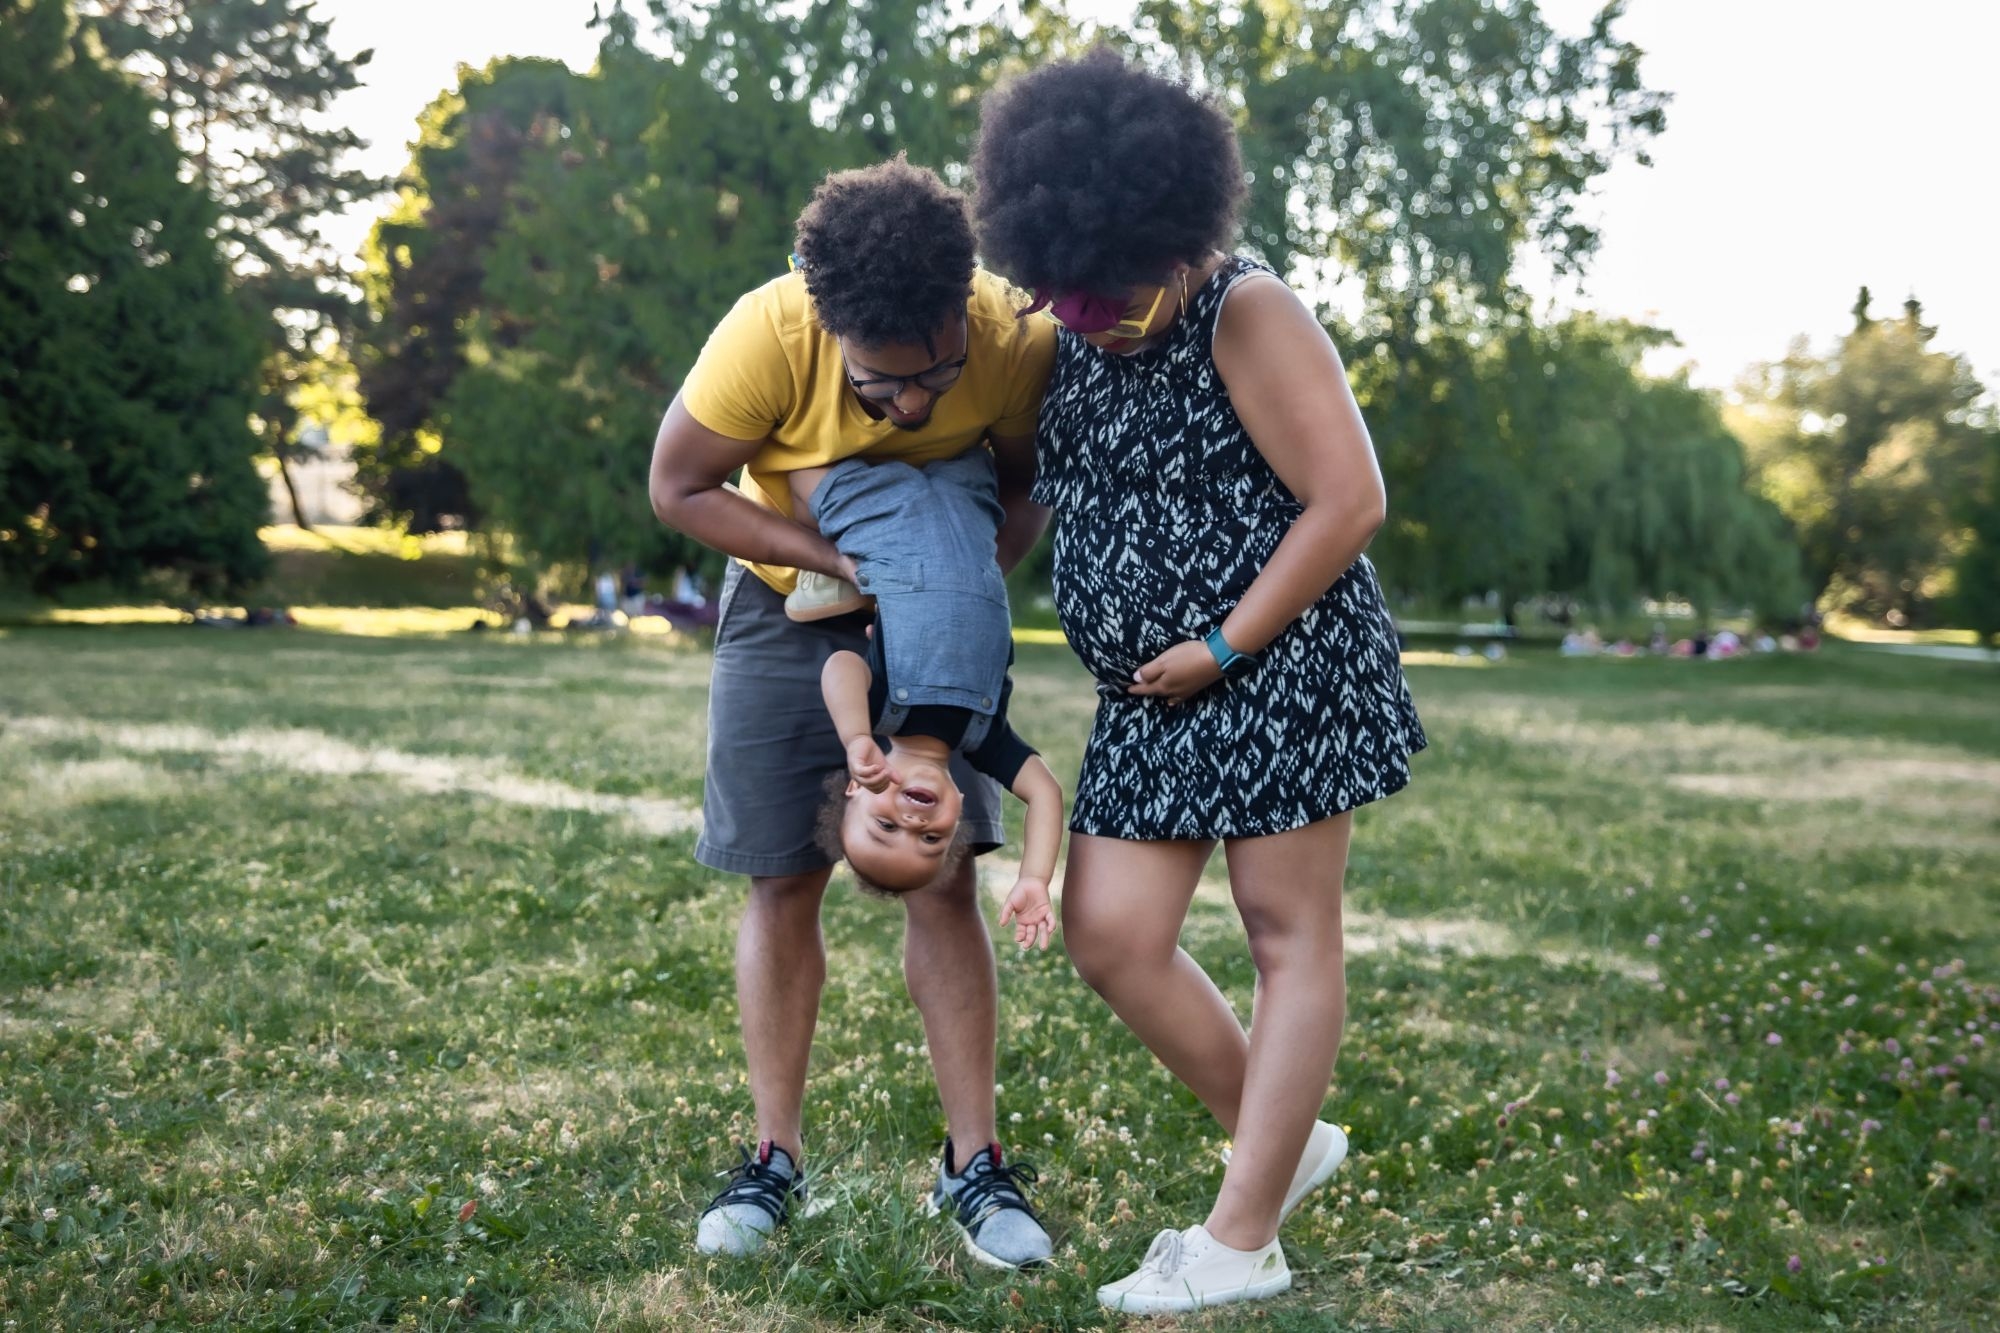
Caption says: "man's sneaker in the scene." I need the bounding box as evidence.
[1219,1119,1349,1220]
[784,570,874,622]
[695,1141,805,1257]
[926,1139,1053,1269]
[1096,1224,1291,1314]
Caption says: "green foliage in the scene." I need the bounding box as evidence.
[1950,438,2000,645]
[0,0,267,596]
[351,56,585,532]
[1734,290,1997,622]
[79,0,384,522]
[436,25,838,578]
[1124,0,1667,323]
[1361,316,1804,619]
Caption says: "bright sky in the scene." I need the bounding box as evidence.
[316,0,1999,393]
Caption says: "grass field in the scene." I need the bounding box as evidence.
[1,622,1995,1330]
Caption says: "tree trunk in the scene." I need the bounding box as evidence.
[275,451,313,532]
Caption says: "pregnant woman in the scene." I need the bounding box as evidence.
[973,50,1427,1313]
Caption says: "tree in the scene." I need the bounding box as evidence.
[0,0,267,595]
[352,57,583,532]
[1121,0,1665,324]
[1734,290,1996,621]
[1363,316,1802,619]
[439,14,836,577]
[79,0,382,528]
[1951,439,2000,646]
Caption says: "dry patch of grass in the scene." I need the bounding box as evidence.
[7,715,701,837]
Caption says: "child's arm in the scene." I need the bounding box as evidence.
[821,650,895,790]
[997,755,1064,950]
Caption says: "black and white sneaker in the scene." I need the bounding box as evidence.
[696,1141,805,1257]
[926,1139,1053,1269]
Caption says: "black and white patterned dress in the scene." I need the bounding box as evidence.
[1032,256,1427,840]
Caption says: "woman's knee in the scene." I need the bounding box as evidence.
[1062,896,1168,990]
[1239,901,1342,979]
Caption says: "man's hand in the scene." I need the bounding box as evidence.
[998,876,1055,951]
[1127,639,1224,704]
[846,736,898,792]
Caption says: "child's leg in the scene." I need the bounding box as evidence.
[1206,812,1353,1249]
[784,466,835,533]
[1062,833,1252,1130]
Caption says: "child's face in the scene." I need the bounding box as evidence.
[841,757,964,892]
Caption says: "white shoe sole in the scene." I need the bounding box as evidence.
[1096,1270,1293,1314]
[784,593,875,622]
[922,1191,1046,1271]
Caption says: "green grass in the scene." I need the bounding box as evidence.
[1,625,1995,1330]
[0,526,486,625]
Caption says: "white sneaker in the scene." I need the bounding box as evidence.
[1096,1224,1291,1314]
[784,570,874,622]
[1220,1119,1348,1221]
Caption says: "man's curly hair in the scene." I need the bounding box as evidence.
[793,156,976,352]
[972,48,1245,296]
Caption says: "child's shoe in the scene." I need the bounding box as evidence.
[785,570,874,622]
[1096,1224,1291,1313]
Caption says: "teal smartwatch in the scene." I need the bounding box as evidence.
[1204,626,1259,679]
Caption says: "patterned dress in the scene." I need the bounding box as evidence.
[1032,256,1427,840]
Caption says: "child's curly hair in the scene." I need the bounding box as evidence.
[813,769,971,897]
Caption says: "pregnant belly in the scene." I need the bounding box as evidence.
[1050,516,1255,687]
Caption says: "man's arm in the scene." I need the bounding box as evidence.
[649,394,855,580]
[988,429,1048,575]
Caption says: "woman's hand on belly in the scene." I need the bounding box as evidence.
[1127,638,1223,704]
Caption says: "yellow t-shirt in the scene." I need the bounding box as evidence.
[679,267,1056,593]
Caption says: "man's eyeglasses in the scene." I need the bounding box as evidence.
[845,355,968,401]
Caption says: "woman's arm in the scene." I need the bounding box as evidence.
[1129,276,1386,702]
[989,428,1050,575]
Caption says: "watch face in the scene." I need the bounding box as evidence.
[1222,653,1258,679]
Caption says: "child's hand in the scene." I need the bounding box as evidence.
[846,736,898,792]
[998,876,1055,952]
[1128,638,1224,704]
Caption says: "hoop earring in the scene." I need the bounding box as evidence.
[1178,269,1189,321]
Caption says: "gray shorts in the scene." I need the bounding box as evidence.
[695,564,1007,878]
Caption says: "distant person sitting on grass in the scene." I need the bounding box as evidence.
[786,452,1063,946]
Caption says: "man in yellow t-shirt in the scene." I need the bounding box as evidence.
[647,158,1056,1266]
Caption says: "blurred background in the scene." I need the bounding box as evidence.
[4,0,1996,644]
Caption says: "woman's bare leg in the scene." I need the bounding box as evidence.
[1202,812,1353,1249]
[1061,833,1252,1135]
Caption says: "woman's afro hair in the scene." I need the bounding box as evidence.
[793,156,976,350]
[972,48,1245,296]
